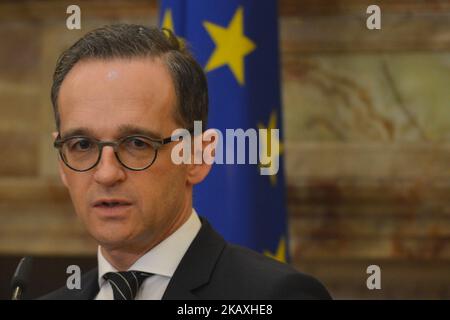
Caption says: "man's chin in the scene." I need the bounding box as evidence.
[89,227,136,250]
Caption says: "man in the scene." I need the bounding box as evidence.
[41,24,331,300]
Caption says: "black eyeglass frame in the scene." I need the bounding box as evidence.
[53,134,176,172]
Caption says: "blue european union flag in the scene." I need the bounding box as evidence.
[159,0,288,262]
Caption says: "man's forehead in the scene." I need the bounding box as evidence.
[58,57,178,136]
[59,58,174,100]
[106,69,120,80]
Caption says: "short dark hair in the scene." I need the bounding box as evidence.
[51,24,208,132]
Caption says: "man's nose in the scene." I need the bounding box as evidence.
[93,146,126,186]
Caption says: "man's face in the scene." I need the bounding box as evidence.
[56,58,191,252]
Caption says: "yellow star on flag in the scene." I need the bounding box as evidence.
[203,6,256,85]
[161,8,175,32]
[258,110,283,186]
[264,237,287,263]
[160,8,186,49]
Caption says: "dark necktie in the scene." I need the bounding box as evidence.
[103,271,153,300]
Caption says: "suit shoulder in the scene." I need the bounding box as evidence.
[38,285,70,300]
[37,268,98,300]
[210,243,331,299]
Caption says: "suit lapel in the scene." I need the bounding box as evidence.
[65,267,99,300]
[162,218,226,300]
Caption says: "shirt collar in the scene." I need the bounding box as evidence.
[97,209,201,288]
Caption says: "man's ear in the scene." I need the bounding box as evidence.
[186,129,218,185]
[52,131,68,188]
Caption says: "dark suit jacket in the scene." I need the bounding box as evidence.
[40,218,331,300]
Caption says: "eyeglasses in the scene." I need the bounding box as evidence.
[53,134,176,172]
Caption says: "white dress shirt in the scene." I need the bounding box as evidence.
[95,209,201,300]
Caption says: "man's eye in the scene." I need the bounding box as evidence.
[69,139,93,151]
[127,138,150,149]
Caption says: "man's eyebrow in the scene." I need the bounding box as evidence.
[60,125,162,140]
[116,125,162,139]
[60,127,95,139]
